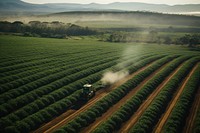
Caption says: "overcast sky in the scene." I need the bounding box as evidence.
[22,0,200,5]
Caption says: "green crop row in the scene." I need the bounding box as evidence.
[0,49,152,85]
[54,55,175,133]
[0,47,118,78]
[0,52,119,97]
[0,55,165,132]
[0,50,118,83]
[0,54,119,92]
[193,107,200,133]
[162,64,200,133]
[0,52,66,67]
[0,53,157,115]
[0,47,107,69]
[0,57,118,117]
[93,55,190,133]
[0,53,153,116]
[0,68,105,132]
[129,57,200,133]
[0,56,65,74]
[0,49,118,81]
[0,58,56,77]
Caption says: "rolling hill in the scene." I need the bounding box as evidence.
[0,0,200,15]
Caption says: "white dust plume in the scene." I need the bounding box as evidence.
[101,45,143,85]
[101,71,129,85]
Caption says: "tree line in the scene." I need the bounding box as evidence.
[0,21,97,38]
[0,21,199,46]
[103,31,200,47]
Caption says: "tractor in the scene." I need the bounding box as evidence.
[81,84,96,101]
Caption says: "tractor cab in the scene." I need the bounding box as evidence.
[81,84,95,101]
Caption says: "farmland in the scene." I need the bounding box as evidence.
[0,35,200,133]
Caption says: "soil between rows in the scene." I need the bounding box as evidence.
[34,60,157,133]
[81,60,171,133]
[118,61,185,133]
[183,86,200,133]
[154,63,199,133]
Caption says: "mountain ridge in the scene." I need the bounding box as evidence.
[0,0,200,15]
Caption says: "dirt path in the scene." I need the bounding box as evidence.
[118,62,185,133]
[80,61,171,133]
[183,86,200,133]
[154,63,199,133]
[34,61,156,133]
[35,92,107,133]
[32,110,75,133]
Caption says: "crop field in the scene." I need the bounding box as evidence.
[0,35,200,133]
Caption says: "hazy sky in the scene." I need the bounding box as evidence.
[22,0,200,5]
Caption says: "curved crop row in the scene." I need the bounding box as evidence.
[0,53,153,114]
[0,55,165,132]
[54,55,175,133]
[1,49,153,85]
[0,57,64,74]
[0,51,78,66]
[0,57,118,117]
[0,47,117,78]
[0,52,119,95]
[0,46,107,70]
[0,58,88,85]
[0,50,116,84]
[193,108,200,133]
[0,56,119,104]
[0,59,55,77]
[0,67,108,131]
[0,55,118,92]
[0,54,161,125]
[162,64,200,133]
[0,49,118,80]
[129,57,200,133]
[0,51,65,67]
[0,53,156,112]
[93,55,190,133]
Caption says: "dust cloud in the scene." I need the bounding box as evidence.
[101,45,142,85]
[101,71,129,85]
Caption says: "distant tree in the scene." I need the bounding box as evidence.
[179,34,191,45]
[189,34,200,47]
[148,30,158,43]
[51,21,64,25]
[12,21,23,25]
[28,21,41,26]
[178,34,200,47]
[107,33,124,42]
[164,36,172,44]
[0,21,97,38]
[0,21,12,32]
[168,26,174,32]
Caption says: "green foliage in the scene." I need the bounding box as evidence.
[193,108,200,133]
[130,57,200,133]
[178,34,200,47]
[93,56,189,132]
[0,35,199,132]
[0,21,97,38]
[163,65,200,133]
[56,56,177,132]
